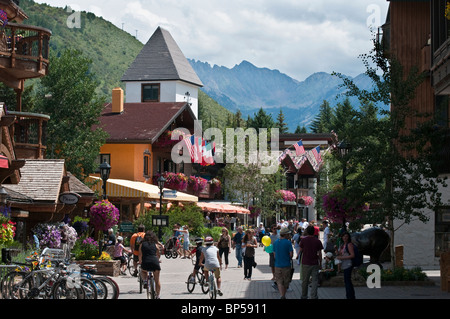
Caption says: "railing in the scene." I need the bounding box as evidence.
[0,22,51,75]
[8,111,50,159]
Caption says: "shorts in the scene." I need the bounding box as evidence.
[183,240,190,250]
[142,262,161,272]
[114,256,126,265]
[204,267,221,279]
[275,267,291,287]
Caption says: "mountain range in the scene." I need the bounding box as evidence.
[189,59,383,131]
[20,0,384,132]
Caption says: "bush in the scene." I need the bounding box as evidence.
[361,266,428,281]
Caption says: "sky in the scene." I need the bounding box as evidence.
[35,0,389,82]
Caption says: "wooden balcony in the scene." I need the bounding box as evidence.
[431,37,450,95]
[288,188,309,200]
[8,111,49,159]
[0,22,51,91]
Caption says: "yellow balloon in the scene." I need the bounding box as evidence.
[262,236,271,247]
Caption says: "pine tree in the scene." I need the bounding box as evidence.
[275,109,289,134]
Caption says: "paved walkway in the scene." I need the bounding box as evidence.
[114,245,449,300]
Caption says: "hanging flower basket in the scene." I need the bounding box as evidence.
[299,196,314,206]
[276,190,296,202]
[209,178,222,194]
[188,176,208,193]
[89,200,120,232]
[0,10,8,27]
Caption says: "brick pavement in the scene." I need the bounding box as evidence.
[114,244,449,300]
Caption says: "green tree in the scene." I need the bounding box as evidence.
[247,108,274,130]
[33,49,108,180]
[332,39,447,266]
[275,109,289,134]
[294,125,307,133]
[310,100,334,133]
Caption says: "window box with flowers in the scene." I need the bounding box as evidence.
[0,207,15,246]
[209,178,222,195]
[299,196,314,206]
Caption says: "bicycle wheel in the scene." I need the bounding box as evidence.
[208,275,216,299]
[80,278,98,299]
[200,273,209,294]
[164,250,172,259]
[3,271,33,299]
[91,277,108,299]
[98,276,119,299]
[128,257,138,276]
[51,278,81,299]
[150,275,156,299]
[172,250,178,258]
[186,273,196,293]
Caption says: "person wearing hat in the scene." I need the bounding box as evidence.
[318,252,337,285]
[272,227,293,299]
[299,225,323,299]
[199,236,223,296]
[113,236,132,275]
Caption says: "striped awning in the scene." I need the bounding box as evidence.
[87,176,198,202]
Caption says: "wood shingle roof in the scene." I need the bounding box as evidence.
[121,26,203,87]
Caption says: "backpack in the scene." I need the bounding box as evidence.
[134,234,144,253]
[346,243,363,267]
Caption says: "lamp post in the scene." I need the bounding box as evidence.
[157,175,166,241]
[99,160,111,200]
[98,160,111,254]
[337,140,351,231]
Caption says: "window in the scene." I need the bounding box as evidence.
[142,83,160,102]
[435,95,449,128]
[143,150,151,178]
[95,154,110,173]
[436,207,450,257]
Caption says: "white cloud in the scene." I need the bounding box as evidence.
[34,0,389,81]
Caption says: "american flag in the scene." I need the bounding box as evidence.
[311,145,322,163]
[294,140,305,156]
[183,135,195,162]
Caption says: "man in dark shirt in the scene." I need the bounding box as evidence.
[232,227,244,268]
[299,225,323,299]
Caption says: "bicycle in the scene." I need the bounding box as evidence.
[3,262,81,299]
[186,267,208,294]
[79,264,119,299]
[137,264,157,299]
[164,237,180,259]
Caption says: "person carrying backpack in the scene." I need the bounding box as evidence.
[336,231,356,299]
[130,225,145,277]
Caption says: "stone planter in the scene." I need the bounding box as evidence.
[75,260,120,277]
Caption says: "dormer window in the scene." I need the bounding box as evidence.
[142,83,160,102]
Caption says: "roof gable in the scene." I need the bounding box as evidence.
[5,159,65,202]
[99,102,195,143]
[121,26,203,87]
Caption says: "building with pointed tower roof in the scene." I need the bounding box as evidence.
[121,26,203,119]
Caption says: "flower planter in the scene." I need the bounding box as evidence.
[75,260,121,277]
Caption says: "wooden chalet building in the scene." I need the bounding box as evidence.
[380,0,450,267]
[0,0,95,244]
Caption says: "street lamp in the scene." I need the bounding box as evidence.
[157,175,166,240]
[0,186,8,205]
[99,160,111,200]
[337,140,351,231]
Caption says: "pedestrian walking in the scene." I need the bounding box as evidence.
[179,225,190,259]
[242,229,258,280]
[336,231,356,299]
[232,226,244,268]
[273,227,293,299]
[217,227,231,269]
[299,225,323,299]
